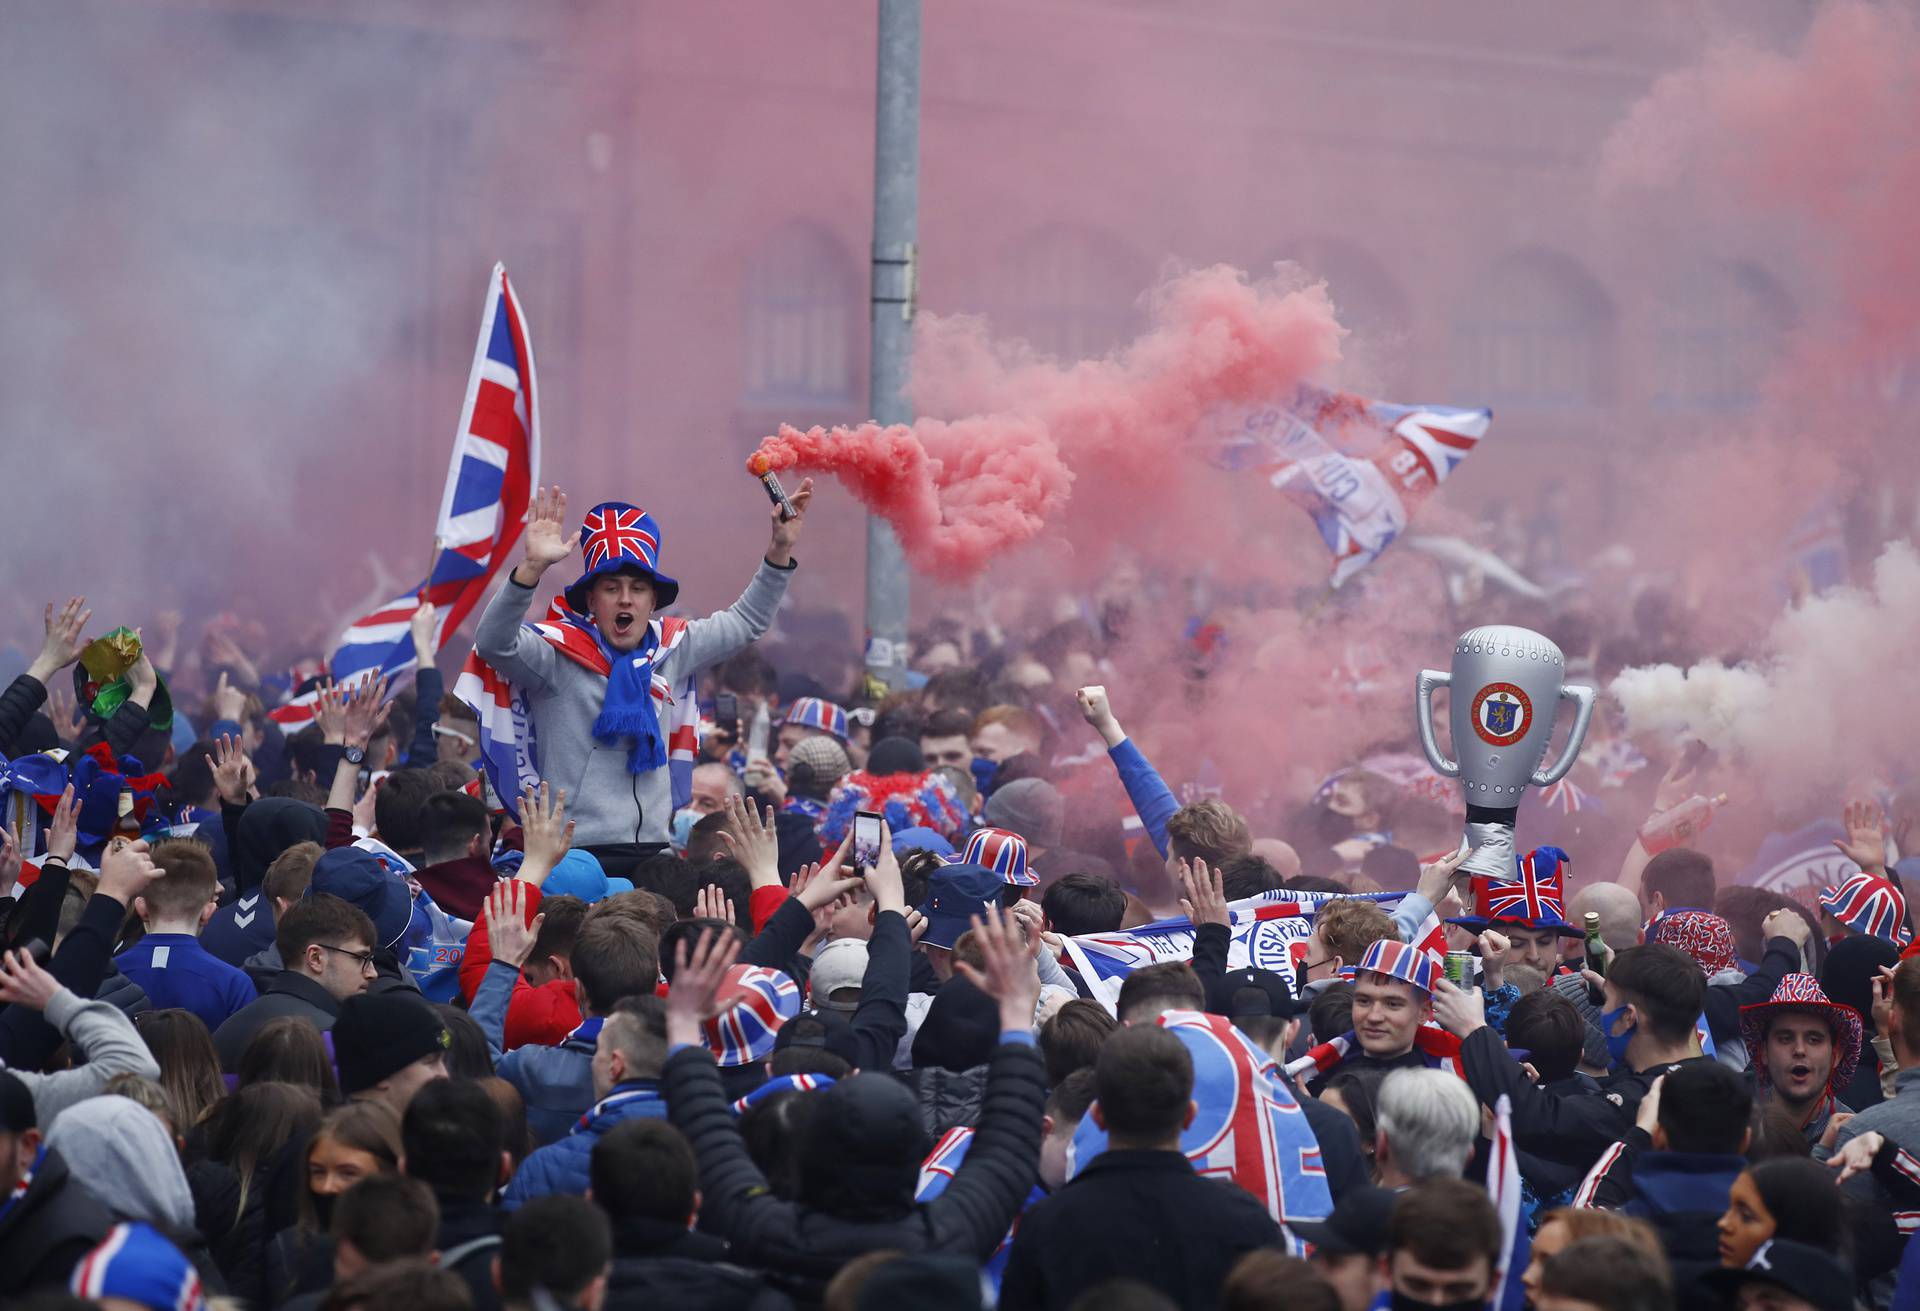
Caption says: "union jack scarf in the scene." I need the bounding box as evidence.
[454,600,697,821]
[1285,1024,1467,1082]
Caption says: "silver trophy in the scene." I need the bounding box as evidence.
[1415,625,1596,880]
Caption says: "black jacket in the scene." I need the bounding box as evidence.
[212,971,342,1071]
[1000,1149,1282,1311]
[435,1194,505,1311]
[1458,1024,1630,1187]
[603,1216,794,1311]
[1581,1128,1744,1302]
[665,1036,1045,1299]
[0,1146,114,1291]
[1702,935,1801,1052]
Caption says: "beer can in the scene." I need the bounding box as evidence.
[1444,951,1475,989]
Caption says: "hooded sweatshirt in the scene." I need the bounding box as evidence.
[47,1095,197,1231]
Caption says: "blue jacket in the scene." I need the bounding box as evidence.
[115,934,257,1033]
[503,1081,667,1208]
[474,961,596,1145]
[201,893,276,969]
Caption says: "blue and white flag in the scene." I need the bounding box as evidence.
[1060,889,1407,1012]
[1207,383,1490,587]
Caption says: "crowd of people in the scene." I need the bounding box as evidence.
[0,482,1915,1311]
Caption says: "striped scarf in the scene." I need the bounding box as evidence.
[454,601,697,819]
[0,1144,40,1226]
[1285,1024,1467,1082]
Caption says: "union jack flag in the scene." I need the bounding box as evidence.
[582,505,658,572]
[1538,777,1598,815]
[705,965,801,1066]
[1073,1010,1332,1242]
[329,264,539,684]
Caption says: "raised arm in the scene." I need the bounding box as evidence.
[1078,685,1179,860]
[675,480,813,673]
[0,598,89,755]
[475,486,576,691]
[0,949,161,1123]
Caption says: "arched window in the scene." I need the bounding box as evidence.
[742,220,860,407]
[1652,260,1795,411]
[1454,250,1616,409]
[989,224,1146,362]
[1274,237,1412,387]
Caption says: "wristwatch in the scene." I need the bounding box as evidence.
[343,745,367,766]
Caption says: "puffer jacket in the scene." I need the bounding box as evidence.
[664,1034,1045,1300]
[474,961,596,1144]
[503,1080,668,1207]
[913,1064,987,1138]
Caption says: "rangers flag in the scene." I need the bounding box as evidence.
[1071,1009,1332,1241]
[1208,383,1491,587]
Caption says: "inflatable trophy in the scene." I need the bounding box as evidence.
[1415,626,1595,880]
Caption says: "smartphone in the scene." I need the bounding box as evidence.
[853,810,884,875]
[714,692,739,733]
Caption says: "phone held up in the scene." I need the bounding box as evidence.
[853,810,884,876]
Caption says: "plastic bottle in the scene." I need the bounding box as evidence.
[1638,793,1728,855]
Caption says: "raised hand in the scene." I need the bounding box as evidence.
[211,670,249,725]
[664,928,745,1047]
[1075,685,1126,748]
[516,782,573,885]
[313,680,349,745]
[716,793,780,888]
[1416,841,1473,907]
[27,597,91,684]
[519,486,574,579]
[409,598,439,664]
[211,734,256,806]
[46,785,78,863]
[486,880,544,969]
[766,477,814,566]
[1430,976,1488,1038]
[97,838,164,907]
[341,676,391,749]
[0,826,19,897]
[695,885,736,926]
[1834,799,1892,874]
[1178,858,1230,928]
[1478,928,1511,992]
[0,949,60,1013]
[125,636,159,706]
[47,688,85,743]
[952,904,1044,1030]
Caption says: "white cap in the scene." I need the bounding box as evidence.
[809,938,870,1014]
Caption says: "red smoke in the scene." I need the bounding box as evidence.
[746,264,1344,580]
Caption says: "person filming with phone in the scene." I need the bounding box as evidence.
[468,481,814,878]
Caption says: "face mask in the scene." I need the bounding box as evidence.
[310,1190,335,1231]
[1388,1291,1487,1311]
[970,757,999,796]
[1315,806,1356,843]
[1600,1004,1636,1065]
[669,808,698,852]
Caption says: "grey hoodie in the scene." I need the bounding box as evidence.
[475,560,793,848]
[0,987,161,1126]
[47,1094,197,1230]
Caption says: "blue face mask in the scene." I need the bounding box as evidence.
[970,757,999,796]
[1600,1004,1636,1065]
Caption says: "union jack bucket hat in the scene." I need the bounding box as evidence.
[1356,938,1436,996]
[704,965,802,1067]
[948,827,1037,889]
[780,696,849,740]
[566,501,679,612]
[1739,973,1863,1096]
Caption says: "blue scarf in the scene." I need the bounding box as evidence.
[590,624,668,776]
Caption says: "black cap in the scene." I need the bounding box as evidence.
[1289,1185,1396,1256]
[1206,966,1299,1021]
[333,994,450,1095]
[1702,1240,1853,1311]
[0,1070,34,1133]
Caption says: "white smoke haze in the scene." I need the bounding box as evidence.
[1611,541,1920,808]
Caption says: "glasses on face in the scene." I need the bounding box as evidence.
[319,943,377,973]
